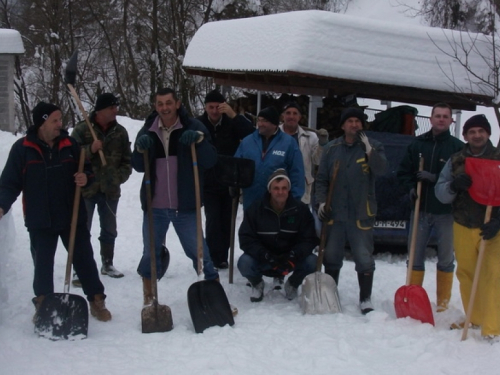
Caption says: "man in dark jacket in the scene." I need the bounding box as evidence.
[71,93,132,280]
[397,102,464,312]
[197,90,254,269]
[238,169,318,302]
[0,102,111,322]
[132,88,219,306]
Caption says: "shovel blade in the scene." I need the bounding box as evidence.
[394,285,435,325]
[34,293,88,340]
[187,280,234,333]
[300,272,342,314]
[141,301,173,333]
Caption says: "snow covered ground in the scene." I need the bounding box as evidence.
[1,115,500,374]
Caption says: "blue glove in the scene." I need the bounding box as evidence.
[179,130,203,145]
[136,134,153,152]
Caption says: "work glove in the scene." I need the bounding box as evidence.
[450,173,472,193]
[409,188,418,206]
[480,217,500,240]
[264,252,280,268]
[179,130,204,146]
[135,134,153,152]
[317,202,330,222]
[318,128,329,146]
[416,170,436,183]
[356,130,372,154]
[273,252,296,276]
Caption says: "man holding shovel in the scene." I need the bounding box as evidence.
[0,102,112,323]
[435,114,500,340]
[397,102,464,312]
[71,93,132,282]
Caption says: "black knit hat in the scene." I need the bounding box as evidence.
[283,101,302,114]
[258,106,280,126]
[462,114,491,136]
[32,102,61,128]
[267,168,291,191]
[340,107,365,126]
[204,90,225,104]
[95,93,119,111]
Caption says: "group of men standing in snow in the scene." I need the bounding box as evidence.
[0,88,499,341]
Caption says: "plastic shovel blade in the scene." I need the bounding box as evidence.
[394,285,435,326]
[300,272,342,314]
[34,293,88,340]
[465,158,500,206]
[187,280,234,333]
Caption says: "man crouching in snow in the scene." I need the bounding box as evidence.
[0,102,112,323]
[238,169,318,302]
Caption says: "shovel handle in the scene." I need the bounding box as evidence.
[191,143,203,276]
[228,193,240,284]
[67,84,107,166]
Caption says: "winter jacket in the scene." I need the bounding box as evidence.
[131,106,217,212]
[239,192,319,263]
[0,127,93,230]
[435,141,500,228]
[315,135,387,222]
[279,124,322,204]
[397,129,464,215]
[197,112,254,193]
[234,129,305,210]
[71,114,132,200]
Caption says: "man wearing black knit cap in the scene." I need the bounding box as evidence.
[0,102,112,323]
[71,93,132,281]
[196,89,254,269]
[235,106,305,211]
[435,113,500,339]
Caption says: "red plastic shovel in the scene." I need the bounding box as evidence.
[394,156,435,325]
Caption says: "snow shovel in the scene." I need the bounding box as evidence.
[461,157,500,341]
[141,150,173,333]
[395,156,434,325]
[300,161,342,315]
[34,149,89,340]
[187,144,234,333]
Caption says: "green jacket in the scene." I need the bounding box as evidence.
[397,129,464,215]
[71,114,132,200]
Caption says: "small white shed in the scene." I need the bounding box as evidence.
[0,29,24,133]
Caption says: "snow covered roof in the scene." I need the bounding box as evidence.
[0,29,24,54]
[183,10,494,110]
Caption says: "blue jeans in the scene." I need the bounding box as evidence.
[408,211,455,272]
[237,253,317,288]
[137,208,218,280]
[84,192,118,245]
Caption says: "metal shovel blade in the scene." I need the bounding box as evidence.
[394,285,435,325]
[141,300,173,333]
[300,272,342,314]
[34,293,88,340]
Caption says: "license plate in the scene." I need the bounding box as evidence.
[374,220,407,229]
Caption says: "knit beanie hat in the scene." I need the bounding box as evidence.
[283,101,302,114]
[267,168,291,191]
[32,102,61,128]
[462,114,491,136]
[258,106,280,126]
[340,107,365,126]
[204,89,225,104]
[95,93,119,111]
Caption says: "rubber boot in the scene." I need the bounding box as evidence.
[325,268,340,286]
[358,272,374,315]
[89,294,112,322]
[436,270,453,312]
[100,242,124,278]
[143,277,153,306]
[409,270,425,286]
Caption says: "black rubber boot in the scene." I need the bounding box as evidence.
[357,272,374,315]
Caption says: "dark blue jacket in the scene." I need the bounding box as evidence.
[0,127,93,230]
[131,106,217,211]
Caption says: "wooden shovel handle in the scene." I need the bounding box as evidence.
[64,148,86,293]
[406,156,424,285]
[144,150,159,300]
[228,193,239,284]
[67,84,107,166]
[191,143,203,276]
